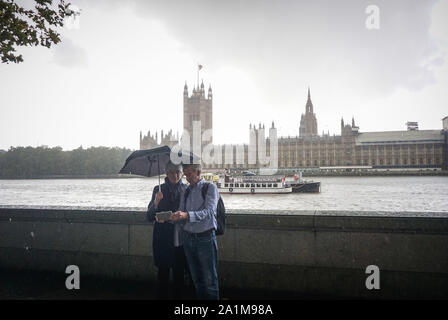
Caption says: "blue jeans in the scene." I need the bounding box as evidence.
[183,230,219,300]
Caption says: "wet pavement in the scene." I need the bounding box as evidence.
[0,268,334,300]
[0,269,159,300]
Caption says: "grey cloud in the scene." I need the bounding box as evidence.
[117,0,441,99]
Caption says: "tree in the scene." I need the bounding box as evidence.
[0,0,76,63]
[0,146,133,178]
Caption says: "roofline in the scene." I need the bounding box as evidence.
[358,129,443,134]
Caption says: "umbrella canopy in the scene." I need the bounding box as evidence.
[119,145,172,177]
[118,146,201,178]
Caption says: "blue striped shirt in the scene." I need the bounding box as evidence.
[179,178,219,234]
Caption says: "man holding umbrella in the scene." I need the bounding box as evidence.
[147,160,187,299]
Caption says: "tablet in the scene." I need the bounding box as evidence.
[156,211,172,222]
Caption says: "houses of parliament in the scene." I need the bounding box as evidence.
[140,81,448,170]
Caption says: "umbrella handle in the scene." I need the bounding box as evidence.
[157,154,161,190]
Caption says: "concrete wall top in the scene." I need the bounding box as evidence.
[1,208,447,235]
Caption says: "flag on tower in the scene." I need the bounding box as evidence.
[198,64,203,70]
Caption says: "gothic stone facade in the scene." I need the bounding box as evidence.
[183,81,213,149]
[299,88,318,138]
[205,125,446,170]
[204,90,446,170]
[139,129,178,150]
[140,84,447,170]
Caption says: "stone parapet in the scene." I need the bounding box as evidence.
[1,208,447,299]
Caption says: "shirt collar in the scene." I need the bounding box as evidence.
[189,178,205,189]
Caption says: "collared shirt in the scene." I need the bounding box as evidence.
[179,178,219,234]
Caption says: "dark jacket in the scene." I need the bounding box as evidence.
[147,177,186,268]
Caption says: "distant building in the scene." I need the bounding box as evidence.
[139,80,212,151]
[183,80,213,148]
[207,120,446,170]
[140,84,448,170]
[140,129,178,150]
[443,116,448,131]
[206,90,446,170]
[406,121,419,131]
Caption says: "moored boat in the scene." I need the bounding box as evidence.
[284,172,321,193]
[217,174,292,194]
[285,181,321,193]
[202,171,320,194]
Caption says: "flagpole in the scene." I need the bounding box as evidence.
[197,64,199,88]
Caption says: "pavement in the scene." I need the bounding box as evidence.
[0,269,159,300]
[0,268,333,300]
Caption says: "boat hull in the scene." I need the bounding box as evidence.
[218,187,292,194]
[287,182,321,193]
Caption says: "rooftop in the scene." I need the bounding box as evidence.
[356,130,445,145]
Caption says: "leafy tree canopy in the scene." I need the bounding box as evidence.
[0,0,76,63]
[0,146,133,178]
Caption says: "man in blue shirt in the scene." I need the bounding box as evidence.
[171,163,220,300]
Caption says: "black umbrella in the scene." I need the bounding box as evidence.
[119,145,201,188]
[119,145,171,188]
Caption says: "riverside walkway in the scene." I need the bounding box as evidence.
[1,208,447,300]
[0,268,329,300]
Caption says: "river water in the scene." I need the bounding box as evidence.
[0,176,447,215]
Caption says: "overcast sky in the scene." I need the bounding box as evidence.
[1,0,447,151]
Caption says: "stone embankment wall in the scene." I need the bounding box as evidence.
[0,208,447,299]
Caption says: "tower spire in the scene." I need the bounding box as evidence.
[184,81,188,97]
[306,86,313,114]
[208,83,212,99]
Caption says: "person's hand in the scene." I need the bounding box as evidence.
[171,211,189,222]
[154,191,163,207]
[155,215,165,223]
